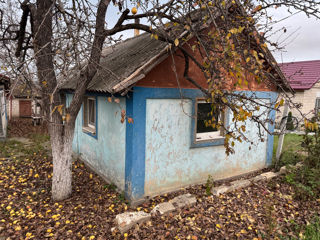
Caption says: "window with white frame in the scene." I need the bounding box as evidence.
[83,96,96,133]
[195,100,224,141]
[315,98,320,116]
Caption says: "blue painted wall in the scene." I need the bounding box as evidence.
[67,94,126,190]
[126,87,277,199]
[67,87,277,201]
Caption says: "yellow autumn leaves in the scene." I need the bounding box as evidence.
[304,120,319,131]
[274,98,285,109]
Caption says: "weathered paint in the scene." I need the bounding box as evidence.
[144,99,270,196]
[124,93,146,201]
[126,87,277,199]
[67,94,126,190]
[67,87,277,200]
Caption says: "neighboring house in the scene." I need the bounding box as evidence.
[62,30,285,202]
[278,60,320,122]
[8,84,41,120]
[0,74,10,140]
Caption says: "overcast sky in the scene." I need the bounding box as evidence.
[105,3,320,64]
[267,7,320,63]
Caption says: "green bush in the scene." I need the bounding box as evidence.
[286,112,294,130]
[284,122,320,200]
[279,151,302,168]
[285,166,320,200]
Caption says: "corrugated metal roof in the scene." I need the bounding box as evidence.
[62,33,167,93]
[280,60,320,90]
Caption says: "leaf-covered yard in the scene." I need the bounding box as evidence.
[0,120,320,239]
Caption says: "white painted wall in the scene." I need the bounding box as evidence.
[69,94,127,191]
[11,99,20,118]
[276,81,320,123]
[144,99,269,197]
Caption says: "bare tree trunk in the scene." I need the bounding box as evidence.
[30,0,77,201]
[17,0,111,201]
[50,121,75,201]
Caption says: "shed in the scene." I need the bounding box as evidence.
[8,83,41,120]
[62,28,285,202]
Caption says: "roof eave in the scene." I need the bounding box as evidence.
[111,44,170,94]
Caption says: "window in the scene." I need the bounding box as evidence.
[195,100,224,142]
[83,96,96,134]
[316,98,320,116]
[60,93,66,116]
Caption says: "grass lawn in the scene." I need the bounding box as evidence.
[272,134,305,167]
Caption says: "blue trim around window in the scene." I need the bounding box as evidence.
[190,99,229,148]
[124,87,278,201]
[62,90,123,140]
[81,95,98,140]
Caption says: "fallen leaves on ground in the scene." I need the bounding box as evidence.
[0,121,319,239]
[0,137,127,239]
[118,181,320,239]
[8,119,48,138]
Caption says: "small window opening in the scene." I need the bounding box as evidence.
[196,100,224,141]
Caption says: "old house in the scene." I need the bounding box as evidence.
[62,27,286,202]
[278,60,320,122]
[8,83,41,120]
[0,74,10,140]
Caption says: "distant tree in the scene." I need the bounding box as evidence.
[286,112,294,130]
[0,0,319,200]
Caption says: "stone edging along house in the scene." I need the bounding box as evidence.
[61,11,288,202]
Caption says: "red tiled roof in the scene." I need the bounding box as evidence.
[279,60,320,90]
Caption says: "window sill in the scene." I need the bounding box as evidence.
[196,135,224,142]
[82,126,96,137]
[196,132,223,141]
[191,136,225,148]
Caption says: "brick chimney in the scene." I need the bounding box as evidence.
[134,18,140,36]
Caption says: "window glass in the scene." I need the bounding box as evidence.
[82,96,96,134]
[196,100,223,141]
[88,98,95,126]
[197,102,219,133]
